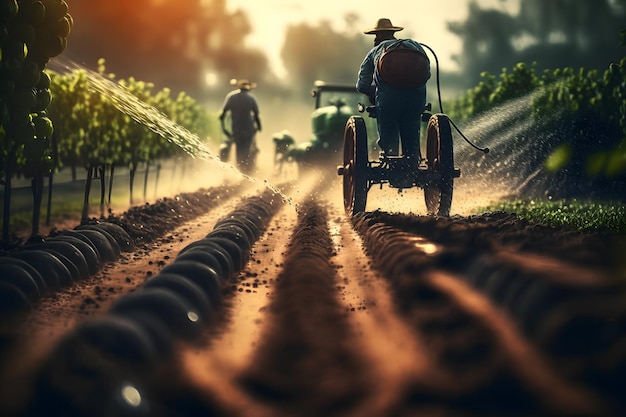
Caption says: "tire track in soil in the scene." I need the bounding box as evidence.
[2,173,625,417]
[171,203,301,417]
[0,181,266,415]
[163,179,444,417]
[197,174,324,368]
[233,199,374,417]
[153,175,336,417]
[327,206,433,417]
[351,211,619,416]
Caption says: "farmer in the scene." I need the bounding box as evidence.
[356,18,430,160]
[219,79,262,174]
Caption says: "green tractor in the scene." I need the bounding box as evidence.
[285,81,376,173]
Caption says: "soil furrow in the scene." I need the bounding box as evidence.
[0,178,624,417]
[351,211,615,416]
[328,208,433,417]
[354,209,626,413]
[236,199,372,417]
[0,183,286,416]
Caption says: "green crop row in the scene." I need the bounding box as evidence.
[1,0,75,242]
[446,30,626,179]
[476,199,626,234]
[46,60,217,178]
[2,54,219,243]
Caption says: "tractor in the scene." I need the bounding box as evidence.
[278,81,377,174]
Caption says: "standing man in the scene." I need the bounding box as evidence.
[356,18,430,160]
[219,79,262,174]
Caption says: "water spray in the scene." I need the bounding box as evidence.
[48,57,294,205]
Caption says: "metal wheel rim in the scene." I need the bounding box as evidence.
[342,116,368,215]
[424,114,454,216]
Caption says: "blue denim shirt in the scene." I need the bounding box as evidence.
[356,38,430,98]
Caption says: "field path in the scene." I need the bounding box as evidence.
[0,178,624,417]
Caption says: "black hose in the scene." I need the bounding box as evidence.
[420,43,489,154]
[449,117,490,153]
[419,42,444,114]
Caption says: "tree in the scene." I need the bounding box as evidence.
[448,2,519,86]
[280,15,372,93]
[65,0,270,97]
[447,0,626,89]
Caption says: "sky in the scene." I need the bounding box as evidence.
[226,0,521,78]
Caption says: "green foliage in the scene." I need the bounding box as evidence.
[447,37,626,179]
[477,199,626,234]
[533,58,626,177]
[47,59,217,173]
[544,144,573,172]
[1,0,74,240]
[448,0,625,89]
[447,62,541,121]
[1,0,74,180]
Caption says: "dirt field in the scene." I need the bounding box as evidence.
[1,168,625,417]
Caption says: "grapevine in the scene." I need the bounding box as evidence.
[1,0,73,241]
[446,31,626,180]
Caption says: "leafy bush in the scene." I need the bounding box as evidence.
[447,29,625,201]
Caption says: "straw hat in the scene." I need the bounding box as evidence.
[230,78,257,90]
[364,18,404,34]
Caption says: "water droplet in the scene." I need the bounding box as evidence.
[121,384,142,407]
[187,311,199,322]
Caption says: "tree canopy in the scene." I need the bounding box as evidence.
[62,1,626,98]
[449,0,626,88]
[65,0,269,96]
[280,15,372,92]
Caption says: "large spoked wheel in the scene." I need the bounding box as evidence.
[342,116,369,215]
[424,114,454,216]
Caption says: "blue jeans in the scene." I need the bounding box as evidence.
[375,86,426,159]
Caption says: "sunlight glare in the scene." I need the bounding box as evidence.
[121,384,142,407]
[205,71,218,87]
[407,236,439,255]
[224,0,522,78]
[188,311,200,322]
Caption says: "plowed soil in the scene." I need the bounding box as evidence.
[1,172,625,417]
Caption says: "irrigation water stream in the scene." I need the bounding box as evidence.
[48,57,295,206]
